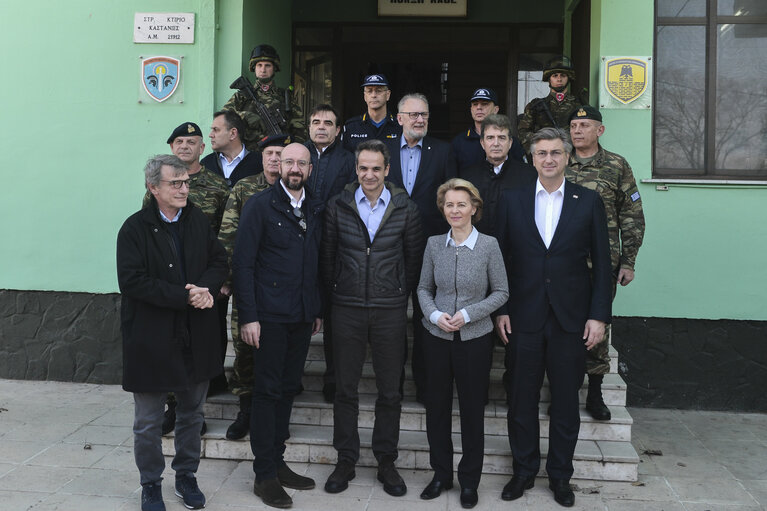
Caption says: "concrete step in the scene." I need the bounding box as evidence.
[204,391,633,442]
[164,420,638,482]
[296,360,627,406]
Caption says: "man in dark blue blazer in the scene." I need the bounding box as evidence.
[385,93,457,401]
[494,128,611,508]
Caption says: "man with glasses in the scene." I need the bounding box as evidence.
[233,143,323,509]
[320,139,423,497]
[117,154,228,511]
[386,92,456,403]
[494,128,611,508]
[342,74,402,153]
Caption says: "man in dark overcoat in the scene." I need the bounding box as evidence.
[117,154,228,511]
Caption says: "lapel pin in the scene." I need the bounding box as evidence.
[573,194,579,199]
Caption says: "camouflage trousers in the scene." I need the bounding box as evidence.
[586,279,618,375]
[228,300,254,397]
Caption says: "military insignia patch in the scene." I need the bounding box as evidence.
[605,58,647,104]
[142,56,180,102]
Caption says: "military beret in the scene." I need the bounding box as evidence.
[361,74,390,88]
[470,88,498,103]
[570,105,602,122]
[167,122,203,144]
[258,133,291,150]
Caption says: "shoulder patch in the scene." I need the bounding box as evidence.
[631,191,641,202]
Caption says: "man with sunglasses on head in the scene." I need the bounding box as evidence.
[342,74,402,153]
[233,143,323,509]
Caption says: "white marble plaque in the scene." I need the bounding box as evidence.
[134,13,195,44]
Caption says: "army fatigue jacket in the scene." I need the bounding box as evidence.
[518,90,582,152]
[566,145,645,272]
[223,83,305,151]
[218,172,272,286]
[142,166,229,234]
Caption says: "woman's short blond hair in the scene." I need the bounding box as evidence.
[436,178,483,224]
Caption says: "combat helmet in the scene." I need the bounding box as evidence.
[249,44,281,72]
[542,55,575,81]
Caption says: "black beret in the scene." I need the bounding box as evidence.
[167,122,203,144]
[258,133,291,149]
[570,105,602,122]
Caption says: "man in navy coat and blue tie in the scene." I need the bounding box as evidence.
[385,92,457,402]
[494,127,611,508]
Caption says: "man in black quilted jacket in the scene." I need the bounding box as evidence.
[319,139,424,498]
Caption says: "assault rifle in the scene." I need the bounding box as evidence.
[229,76,287,137]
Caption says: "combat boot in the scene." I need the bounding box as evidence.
[226,394,251,440]
[585,374,611,420]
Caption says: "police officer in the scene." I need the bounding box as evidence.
[566,106,646,421]
[518,56,585,153]
[342,74,402,153]
[451,88,526,171]
[223,44,305,152]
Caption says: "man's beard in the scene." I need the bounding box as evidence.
[404,126,427,141]
[283,174,305,191]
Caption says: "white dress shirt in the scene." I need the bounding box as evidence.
[534,178,565,248]
[279,180,306,208]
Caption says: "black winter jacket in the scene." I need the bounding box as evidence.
[305,139,356,204]
[116,198,228,392]
[320,182,424,309]
[233,185,324,324]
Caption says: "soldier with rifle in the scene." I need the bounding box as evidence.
[224,44,306,152]
[517,56,586,153]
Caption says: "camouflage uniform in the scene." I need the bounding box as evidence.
[566,145,645,374]
[217,172,272,396]
[142,166,229,233]
[518,91,582,152]
[223,85,305,152]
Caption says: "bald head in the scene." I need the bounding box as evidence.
[280,143,313,192]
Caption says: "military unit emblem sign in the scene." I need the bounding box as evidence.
[605,58,647,105]
[141,56,180,102]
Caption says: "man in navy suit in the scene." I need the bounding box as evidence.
[385,93,456,401]
[494,127,611,508]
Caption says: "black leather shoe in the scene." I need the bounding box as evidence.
[254,478,292,509]
[226,411,250,440]
[420,478,453,500]
[585,398,612,420]
[501,474,535,501]
[200,420,207,436]
[377,463,407,496]
[161,402,176,436]
[460,488,478,508]
[549,478,575,507]
[277,462,315,490]
[324,460,355,493]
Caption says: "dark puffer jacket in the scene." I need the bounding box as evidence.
[320,182,424,309]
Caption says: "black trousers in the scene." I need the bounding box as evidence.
[423,330,492,489]
[409,291,427,400]
[250,321,312,481]
[322,300,334,387]
[332,304,406,464]
[504,308,585,481]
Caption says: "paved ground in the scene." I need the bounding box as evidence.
[0,379,765,510]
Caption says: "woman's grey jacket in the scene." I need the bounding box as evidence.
[417,231,509,341]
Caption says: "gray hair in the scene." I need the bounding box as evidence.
[355,139,390,168]
[397,92,429,112]
[529,127,572,155]
[144,154,188,188]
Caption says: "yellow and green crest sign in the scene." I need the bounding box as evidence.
[605,58,648,105]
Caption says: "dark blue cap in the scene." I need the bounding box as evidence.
[361,74,390,87]
[470,88,498,103]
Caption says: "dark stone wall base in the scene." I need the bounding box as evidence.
[613,316,767,412]
[0,290,122,384]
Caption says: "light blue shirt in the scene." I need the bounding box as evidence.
[219,145,248,179]
[428,226,478,326]
[399,135,423,196]
[159,208,182,223]
[355,185,391,241]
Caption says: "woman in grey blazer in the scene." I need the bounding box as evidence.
[417,178,509,508]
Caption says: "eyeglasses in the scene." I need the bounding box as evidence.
[293,207,306,232]
[281,159,310,169]
[533,150,565,159]
[400,112,430,120]
[160,179,191,189]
